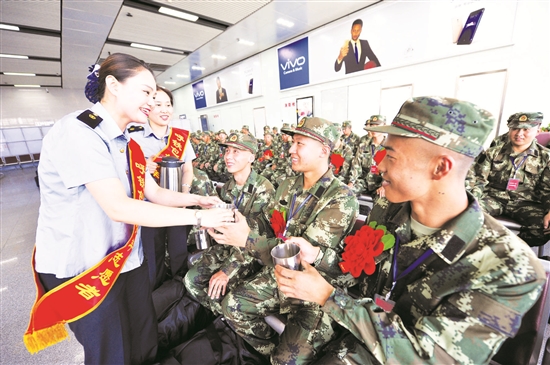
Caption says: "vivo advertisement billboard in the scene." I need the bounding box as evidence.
[192,81,207,109]
[278,37,309,90]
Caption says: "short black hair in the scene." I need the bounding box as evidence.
[352,19,363,28]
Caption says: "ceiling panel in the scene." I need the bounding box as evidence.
[0,0,61,31]
[0,31,60,58]
[100,44,186,67]
[0,59,61,74]
[0,75,61,86]
[152,0,270,25]
[110,6,222,51]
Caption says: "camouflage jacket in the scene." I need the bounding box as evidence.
[342,132,360,154]
[321,195,545,365]
[215,170,275,279]
[245,169,359,287]
[272,141,294,178]
[355,134,372,158]
[330,143,354,184]
[255,143,278,173]
[467,140,550,211]
[489,132,509,149]
[349,140,385,195]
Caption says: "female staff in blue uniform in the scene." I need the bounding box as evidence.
[24,53,232,365]
[129,85,195,289]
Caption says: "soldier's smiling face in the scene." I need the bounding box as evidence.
[289,134,325,172]
[224,146,253,173]
[509,126,540,152]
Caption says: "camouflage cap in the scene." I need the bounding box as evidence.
[364,115,386,130]
[195,131,203,137]
[283,117,340,149]
[282,123,290,129]
[273,127,279,132]
[507,112,543,129]
[242,125,250,130]
[219,132,258,154]
[217,129,227,135]
[342,120,352,128]
[366,96,494,158]
[263,125,271,132]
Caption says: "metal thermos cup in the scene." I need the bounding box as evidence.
[271,243,301,270]
[195,229,213,250]
[159,156,184,192]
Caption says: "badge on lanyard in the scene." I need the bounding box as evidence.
[374,293,395,312]
[507,178,520,191]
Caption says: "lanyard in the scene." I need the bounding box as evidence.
[386,236,434,300]
[282,193,313,236]
[510,154,528,178]
[233,187,246,209]
[370,144,381,164]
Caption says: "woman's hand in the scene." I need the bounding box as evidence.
[208,271,229,299]
[146,156,158,174]
[286,236,320,264]
[197,195,223,208]
[200,208,234,228]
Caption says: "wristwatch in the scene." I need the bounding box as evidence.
[194,210,202,227]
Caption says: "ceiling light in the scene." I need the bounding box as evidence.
[3,72,36,76]
[237,38,254,46]
[211,55,226,60]
[191,66,205,71]
[0,54,29,59]
[130,43,162,52]
[164,81,176,85]
[0,24,20,31]
[158,7,198,22]
[14,85,41,88]
[177,74,189,78]
[277,18,294,28]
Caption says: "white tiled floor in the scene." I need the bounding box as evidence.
[0,165,84,365]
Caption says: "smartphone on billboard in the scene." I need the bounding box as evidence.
[457,8,484,45]
[248,78,254,94]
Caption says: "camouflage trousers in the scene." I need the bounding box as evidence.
[184,244,261,316]
[480,196,550,246]
[221,266,338,365]
[315,332,381,365]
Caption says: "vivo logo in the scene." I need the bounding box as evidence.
[194,90,204,98]
[280,56,306,71]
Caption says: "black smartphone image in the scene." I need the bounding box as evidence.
[248,78,253,94]
[457,8,484,45]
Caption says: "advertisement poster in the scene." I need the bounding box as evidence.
[192,55,262,110]
[192,81,206,109]
[278,37,310,90]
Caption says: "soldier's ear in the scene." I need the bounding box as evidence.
[249,155,255,162]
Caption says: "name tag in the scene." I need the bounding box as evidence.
[374,293,395,312]
[506,178,520,191]
[370,165,379,174]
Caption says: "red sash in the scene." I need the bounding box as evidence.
[151,127,189,181]
[24,138,147,354]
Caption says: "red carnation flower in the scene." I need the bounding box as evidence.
[330,153,345,175]
[270,210,287,239]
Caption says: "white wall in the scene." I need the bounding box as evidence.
[171,0,550,139]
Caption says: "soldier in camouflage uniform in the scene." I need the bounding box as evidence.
[272,123,295,187]
[341,120,360,154]
[468,112,550,246]
[257,131,278,178]
[185,133,275,315]
[213,117,359,365]
[356,115,385,158]
[329,123,354,184]
[275,96,546,365]
[241,125,251,135]
[348,115,387,197]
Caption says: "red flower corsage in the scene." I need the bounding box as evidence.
[373,148,386,166]
[339,221,395,278]
[270,209,288,241]
[330,153,345,175]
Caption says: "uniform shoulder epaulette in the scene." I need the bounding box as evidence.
[76,110,102,129]
[128,125,145,133]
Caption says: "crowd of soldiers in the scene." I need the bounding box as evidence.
[189,117,392,196]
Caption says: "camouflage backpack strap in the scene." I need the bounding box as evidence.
[76,110,102,129]
[303,177,345,228]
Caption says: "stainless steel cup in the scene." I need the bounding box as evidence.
[214,203,235,210]
[271,243,301,270]
[195,229,213,250]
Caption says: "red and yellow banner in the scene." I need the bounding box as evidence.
[151,127,189,181]
[24,138,147,354]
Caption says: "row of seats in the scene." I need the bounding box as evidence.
[0,153,40,167]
